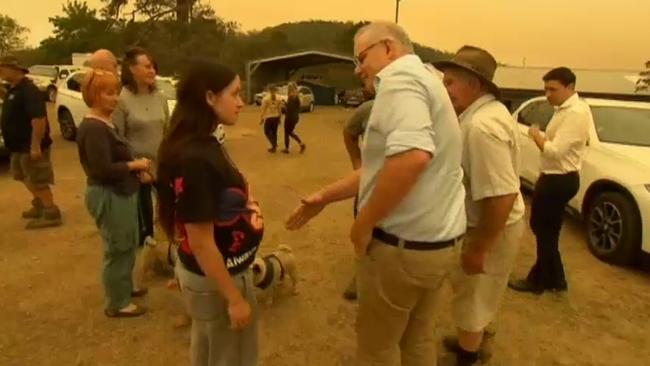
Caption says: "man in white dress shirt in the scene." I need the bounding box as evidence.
[509,67,592,294]
[286,21,466,366]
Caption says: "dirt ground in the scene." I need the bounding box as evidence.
[0,106,649,366]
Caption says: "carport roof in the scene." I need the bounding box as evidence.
[247,50,354,69]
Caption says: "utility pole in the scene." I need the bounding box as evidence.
[395,0,403,23]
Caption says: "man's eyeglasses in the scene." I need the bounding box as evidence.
[354,40,388,67]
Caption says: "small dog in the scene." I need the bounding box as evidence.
[251,245,298,305]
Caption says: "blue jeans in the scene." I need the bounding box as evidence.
[85,186,139,311]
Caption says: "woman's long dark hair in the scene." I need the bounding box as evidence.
[121,46,156,94]
[157,59,238,240]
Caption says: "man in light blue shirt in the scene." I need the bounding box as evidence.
[286,21,465,365]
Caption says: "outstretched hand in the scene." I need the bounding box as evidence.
[285,192,327,230]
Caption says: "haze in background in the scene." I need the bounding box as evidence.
[5,0,649,70]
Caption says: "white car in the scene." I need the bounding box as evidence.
[28,65,80,103]
[55,70,177,141]
[514,96,650,264]
[255,84,315,112]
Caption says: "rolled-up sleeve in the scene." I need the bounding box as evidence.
[373,77,436,157]
[467,122,520,201]
[542,110,590,159]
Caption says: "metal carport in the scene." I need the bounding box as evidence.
[246,50,354,104]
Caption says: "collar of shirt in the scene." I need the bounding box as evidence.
[374,54,423,90]
[557,92,580,111]
[8,76,28,91]
[458,94,496,122]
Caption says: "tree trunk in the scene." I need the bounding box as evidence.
[176,0,191,23]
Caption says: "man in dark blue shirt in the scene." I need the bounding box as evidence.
[0,55,62,229]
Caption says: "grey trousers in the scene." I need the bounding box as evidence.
[85,186,139,311]
[177,263,258,366]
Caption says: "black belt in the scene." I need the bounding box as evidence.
[372,228,461,251]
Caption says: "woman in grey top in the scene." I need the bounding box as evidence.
[113,47,169,249]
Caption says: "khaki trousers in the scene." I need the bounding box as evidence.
[356,239,457,366]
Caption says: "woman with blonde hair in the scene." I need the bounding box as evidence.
[259,86,282,152]
[76,69,152,317]
[282,83,306,154]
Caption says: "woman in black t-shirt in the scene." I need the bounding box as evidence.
[282,82,306,154]
[157,60,262,366]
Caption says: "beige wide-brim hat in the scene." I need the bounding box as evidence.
[434,45,500,98]
[0,55,29,74]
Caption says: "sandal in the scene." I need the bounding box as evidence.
[105,304,147,318]
[131,288,149,298]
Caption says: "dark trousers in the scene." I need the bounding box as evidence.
[526,172,579,290]
[264,117,280,149]
[138,183,154,247]
[284,117,302,149]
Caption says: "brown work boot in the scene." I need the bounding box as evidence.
[22,198,44,219]
[443,333,493,363]
[25,206,62,230]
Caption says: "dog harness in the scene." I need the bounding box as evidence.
[256,254,285,290]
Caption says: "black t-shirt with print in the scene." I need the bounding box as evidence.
[174,137,264,276]
[0,77,52,153]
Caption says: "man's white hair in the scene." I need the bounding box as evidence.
[355,21,414,54]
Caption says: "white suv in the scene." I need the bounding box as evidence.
[28,65,80,103]
[55,70,177,141]
[514,97,650,264]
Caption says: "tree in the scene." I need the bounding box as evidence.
[101,0,202,24]
[335,21,369,54]
[39,1,119,64]
[636,60,650,92]
[0,14,29,54]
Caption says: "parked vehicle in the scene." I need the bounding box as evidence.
[27,65,80,103]
[340,89,364,108]
[514,96,650,264]
[55,69,177,141]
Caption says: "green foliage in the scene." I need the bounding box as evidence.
[28,1,451,77]
[39,1,119,64]
[0,14,29,54]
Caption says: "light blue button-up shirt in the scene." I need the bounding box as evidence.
[358,54,466,242]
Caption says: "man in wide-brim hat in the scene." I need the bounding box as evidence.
[434,46,526,366]
[0,54,63,229]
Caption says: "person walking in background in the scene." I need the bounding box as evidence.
[340,76,375,301]
[0,55,62,230]
[156,59,262,366]
[259,86,282,153]
[77,69,152,317]
[435,46,525,366]
[509,67,592,295]
[282,83,306,154]
[286,22,466,366]
[113,47,170,252]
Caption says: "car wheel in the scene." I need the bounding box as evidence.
[58,109,77,141]
[586,191,641,265]
[47,86,57,103]
[308,102,314,113]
